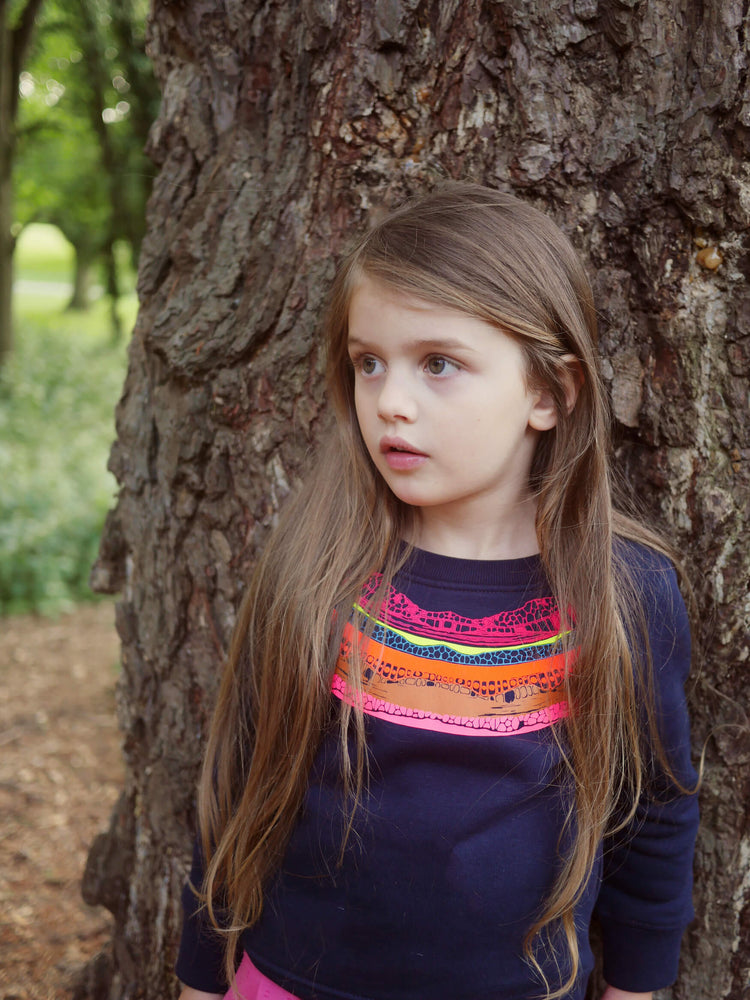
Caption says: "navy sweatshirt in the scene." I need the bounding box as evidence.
[176,545,698,999]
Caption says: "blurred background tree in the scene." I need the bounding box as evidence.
[13,0,158,337]
[0,0,45,362]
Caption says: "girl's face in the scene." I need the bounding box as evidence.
[347,277,559,560]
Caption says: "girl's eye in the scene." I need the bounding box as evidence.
[425,356,457,376]
[352,355,383,376]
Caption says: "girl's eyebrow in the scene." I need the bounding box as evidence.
[347,335,477,354]
[410,337,477,353]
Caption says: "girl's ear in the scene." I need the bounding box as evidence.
[528,355,583,431]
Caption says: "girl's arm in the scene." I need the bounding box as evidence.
[596,549,699,995]
[175,837,229,996]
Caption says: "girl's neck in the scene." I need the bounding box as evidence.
[408,497,540,561]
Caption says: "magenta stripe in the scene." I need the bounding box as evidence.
[331,674,568,737]
[359,578,563,645]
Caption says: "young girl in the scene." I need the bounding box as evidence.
[175,184,698,1000]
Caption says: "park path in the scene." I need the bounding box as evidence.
[13,280,72,297]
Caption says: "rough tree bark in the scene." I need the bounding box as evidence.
[81,2,750,998]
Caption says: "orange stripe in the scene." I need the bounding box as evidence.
[335,655,565,718]
[341,623,574,692]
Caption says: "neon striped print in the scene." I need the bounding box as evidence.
[332,589,574,737]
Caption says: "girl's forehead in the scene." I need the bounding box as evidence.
[347,273,464,321]
[347,279,530,361]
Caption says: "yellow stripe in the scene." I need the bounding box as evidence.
[352,602,571,656]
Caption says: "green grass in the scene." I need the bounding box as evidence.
[1,225,134,615]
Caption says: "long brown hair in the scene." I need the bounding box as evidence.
[197,183,688,995]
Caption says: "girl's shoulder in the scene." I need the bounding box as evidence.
[613,536,692,675]
[613,535,684,599]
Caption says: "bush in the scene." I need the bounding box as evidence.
[0,300,131,614]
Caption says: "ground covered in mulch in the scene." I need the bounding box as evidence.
[0,602,123,1000]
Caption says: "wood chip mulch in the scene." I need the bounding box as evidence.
[0,602,123,1000]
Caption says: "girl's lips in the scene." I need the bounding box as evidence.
[380,437,428,471]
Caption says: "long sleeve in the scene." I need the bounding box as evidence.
[175,836,229,994]
[595,554,699,992]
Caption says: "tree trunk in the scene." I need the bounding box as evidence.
[0,1,17,363]
[66,238,95,311]
[83,2,750,998]
[0,0,45,364]
[76,0,126,340]
[0,117,12,363]
[102,236,122,341]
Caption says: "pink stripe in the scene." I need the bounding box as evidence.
[359,577,563,645]
[331,674,568,736]
[224,953,301,1000]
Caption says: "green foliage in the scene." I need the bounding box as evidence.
[14,0,158,286]
[5,0,35,30]
[0,287,133,615]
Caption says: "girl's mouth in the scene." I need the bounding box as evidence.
[380,437,428,471]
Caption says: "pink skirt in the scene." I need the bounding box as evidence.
[224,952,301,1000]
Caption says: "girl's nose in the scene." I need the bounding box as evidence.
[376,373,417,423]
